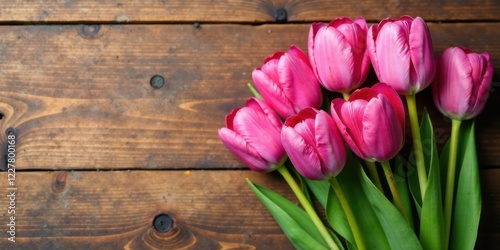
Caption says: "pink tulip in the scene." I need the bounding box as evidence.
[252,45,322,119]
[433,47,494,120]
[281,108,346,180]
[218,98,285,172]
[331,83,405,162]
[367,16,435,95]
[308,17,371,93]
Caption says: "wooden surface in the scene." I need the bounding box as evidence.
[0,0,498,249]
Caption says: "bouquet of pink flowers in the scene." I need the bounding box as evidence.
[219,16,493,250]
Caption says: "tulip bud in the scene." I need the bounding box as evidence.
[281,108,346,180]
[432,47,494,120]
[308,17,371,93]
[252,45,322,119]
[218,98,286,172]
[367,16,435,95]
[331,83,405,162]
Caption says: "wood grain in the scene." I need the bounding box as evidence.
[0,0,499,23]
[0,169,498,249]
[0,170,294,249]
[0,23,499,170]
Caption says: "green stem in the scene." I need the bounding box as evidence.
[365,161,384,193]
[277,166,339,250]
[443,119,462,249]
[342,92,350,100]
[380,160,409,223]
[405,94,427,199]
[247,83,263,99]
[329,177,366,250]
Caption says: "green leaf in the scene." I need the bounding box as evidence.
[450,120,481,250]
[393,157,415,230]
[247,179,328,250]
[327,151,390,249]
[359,168,422,250]
[418,111,445,250]
[303,178,330,209]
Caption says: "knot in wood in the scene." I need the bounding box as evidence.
[51,171,68,193]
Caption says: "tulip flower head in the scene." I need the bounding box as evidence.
[308,17,371,93]
[281,108,346,180]
[331,83,405,162]
[433,47,494,120]
[218,98,286,172]
[367,16,435,95]
[252,45,323,119]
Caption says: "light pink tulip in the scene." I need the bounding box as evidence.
[252,45,322,119]
[308,17,371,93]
[218,98,285,172]
[281,108,346,180]
[367,16,435,95]
[433,47,494,120]
[331,83,405,162]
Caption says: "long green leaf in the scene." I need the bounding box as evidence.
[393,157,415,230]
[419,111,445,250]
[359,168,422,250]
[450,120,481,249]
[327,151,390,249]
[247,179,328,250]
[303,178,330,208]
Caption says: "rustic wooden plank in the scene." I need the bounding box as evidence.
[0,23,499,170]
[0,170,294,249]
[0,169,498,248]
[0,0,498,23]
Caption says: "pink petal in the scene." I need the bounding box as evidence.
[362,96,404,161]
[367,24,381,78]
[246,98,283,129]
[467,52,493,119]
[232,106,284,164]
[313,26,355,92]
[279,46,323,111]
[252,68,294,118]
[372,83,405,134]
[315,110,346,177]
[375,22,412,94]
[281,126,324,180]
[354,17,368,33]
[408,17,435,93]
[218,128,269,172]
[434,47,473,118]
[308,22,325,80]
[331,98,369,159]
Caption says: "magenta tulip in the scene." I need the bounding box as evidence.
[281,108,346,180]
[433,47,494,120]
[252,45,322,119]
[367,16,435,95]
[218,98,285,172]
[331,83,405,162]
[308,17,371,93]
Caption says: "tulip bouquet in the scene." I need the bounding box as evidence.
[219,16,493,250]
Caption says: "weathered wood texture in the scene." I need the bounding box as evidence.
[0,169,498,249]
[0,23,499,170]
[0,0,498,23]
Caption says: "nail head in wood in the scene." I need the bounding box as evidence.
[150,75,165,89]
[5,127,15,136]
[154,214,173,233]
[274,8,288,23]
